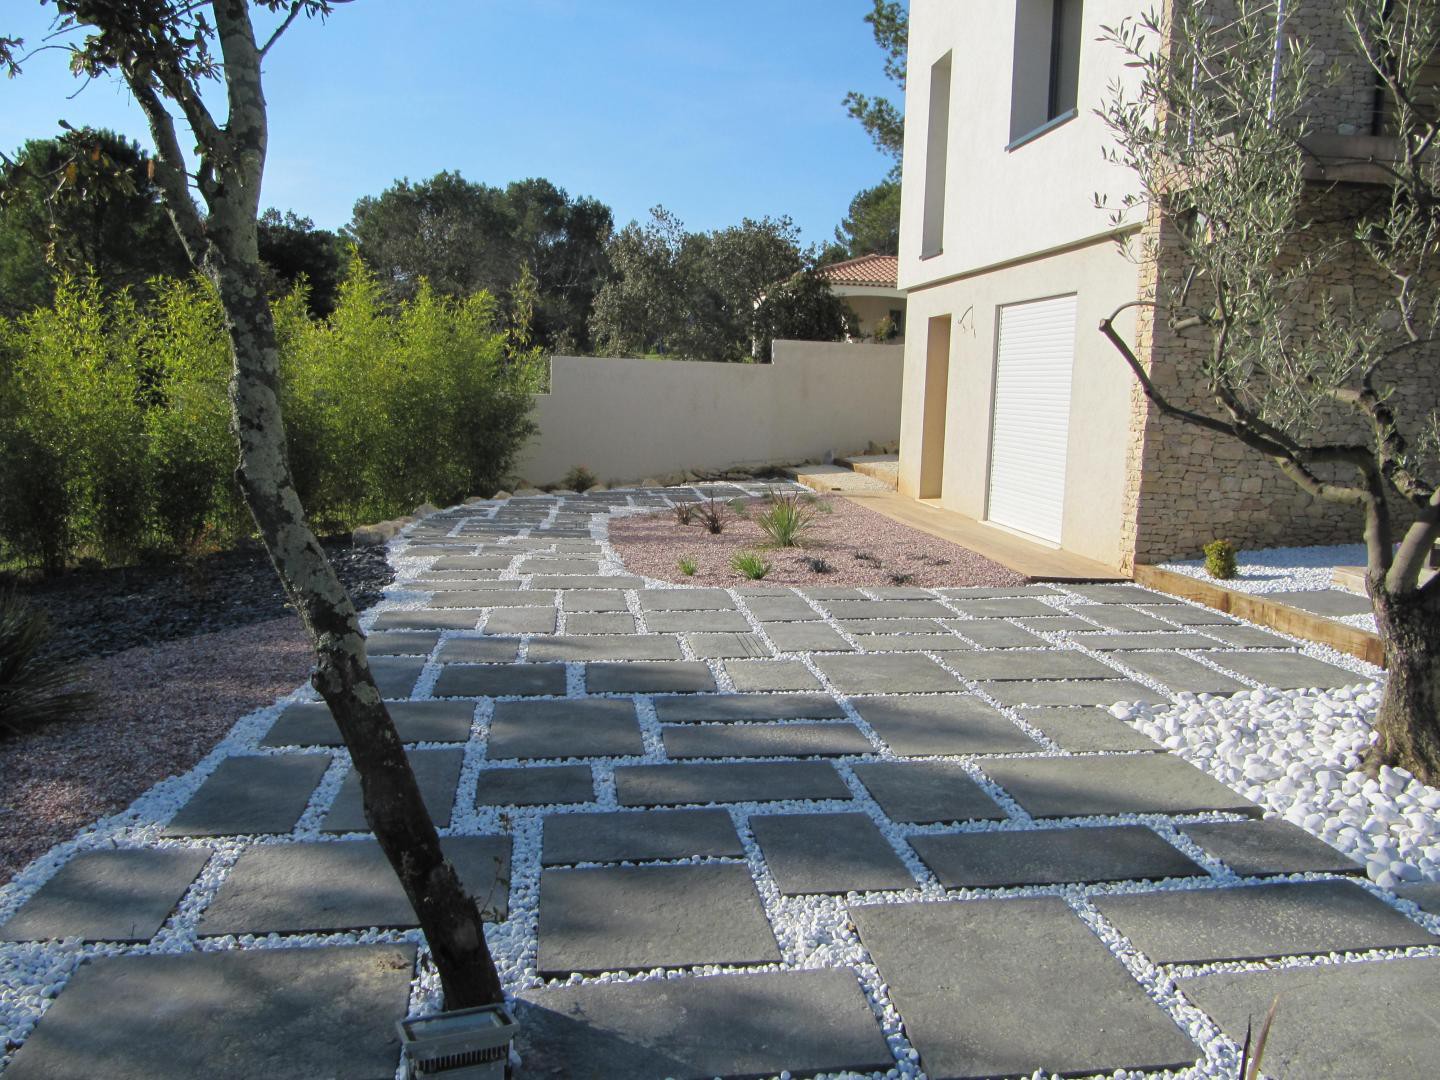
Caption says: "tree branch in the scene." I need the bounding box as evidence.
[125,74,207,260]
[259,1,304,57]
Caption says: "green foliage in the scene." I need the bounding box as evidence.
[676,555,698,577]
[825,180,902,262]
[562,465,598,492]
[1203,539,1238,580]
[258,208,344,318]
[842,1,908,173]
[756,492,815,547]
[0,592,94,738]
[731,551,771,580]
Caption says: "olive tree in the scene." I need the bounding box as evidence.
[1097,0,1440,781]
[1,2,505,1005]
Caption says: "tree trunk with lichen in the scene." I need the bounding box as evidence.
[1365,580,1440,783]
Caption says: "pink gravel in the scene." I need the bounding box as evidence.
[0,617,312,886]
[609,495,1028,588]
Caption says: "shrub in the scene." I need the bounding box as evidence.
[0,593,94,738]
[697,497,728,535]
[731,551,770,580]
[756,492,814,547]
[805,556,833,574]
[562,465,598,492]
[1203,539,1238,580]
[889,572,916,586]
[673,502,695,525]
[677,556,698,576]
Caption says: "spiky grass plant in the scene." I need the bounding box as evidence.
[677,556,698,577]
[756,492,814,547]
[1,594,94,738]
[731,551,771,580]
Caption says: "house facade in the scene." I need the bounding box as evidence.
[816,254,906,342]
[895,0,1436,570]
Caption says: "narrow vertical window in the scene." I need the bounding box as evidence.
[1048,0,1083,120]
[922,52,952,258]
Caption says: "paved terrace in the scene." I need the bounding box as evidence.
[2,485,1438,1079]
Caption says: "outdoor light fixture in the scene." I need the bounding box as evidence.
[397,1003,519,1079]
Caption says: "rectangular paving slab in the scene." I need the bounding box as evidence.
[528,635,684,662]
[949,650,1118,681]
[364,630,441,655]
[851,898,1199,1078]
[368,655,426,699]
[541,808,743,865]
[433,554,513,570]
[513,969,894,1080]
[614,761,852,805]
[1067,584,1176,604]
[1094,881,1437,964]
[638,589,736,611]
[751,812,915,894]
[1111,652,1248,694]
[489,698,643,760]
[946,597,1060,618]
[262,699,476,747]
[944,621,1048,648]
[536,864,780,975]
[371,610,480,631]
[164,754,330,837]
[911,825,1206,889]
[763,622,855,652]
[200,836,511,934]
[322,748,464,832]
[686,632,770,659]
[841,618,943,635]
[562,590,630,612]
[1071,606,1182,632]
[977,678,1170,707]
[475,764,595,806]
[1199,624,1297,648]
[981,753,1258,818]
[1017,707,1161,752]
[1210,650,1363,690]
[1177,957,1440,1080]
[518,557,603,575]
[531,575,644,590]
[585,661,717,694]
[1075,632,1230,651]
[858,633,975,653]
[566,612,639,635]
[483,606,558,634]
[724,659,824,692]
[850,695,1040,755]
[824,599,955,619]
[434,637,522,664]
[1270,588,1374,617]
[812,653,963,694]
[1,943,419,1080]
[851,761,1007,824]
[0,849,211,943]
[644,609,751,632]
[1181,820,1365,876]
[662,722,872,758]
[938,585,1060,598]
[433,662,568,697]
[1138,604,1237,626]
[741,595,822,621]
[652,693,845,723]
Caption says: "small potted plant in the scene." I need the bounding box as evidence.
[396,1002,519,1079]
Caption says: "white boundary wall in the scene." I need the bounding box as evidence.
[515,340,903,486]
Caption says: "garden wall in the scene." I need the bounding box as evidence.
[515,341,902,486]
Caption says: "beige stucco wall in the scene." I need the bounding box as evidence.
[897,238,1142,567]
[840,295,906,342]
[515,341,903,486]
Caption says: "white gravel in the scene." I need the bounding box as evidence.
[1160,543,1367,594]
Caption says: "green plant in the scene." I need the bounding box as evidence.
[756,492,814,547]
[0,594,94,738]
[727,497,751,518]
[562,465,598,492]
[697,497,728,535]
[805,556,833,574]
[677,556,698,576]
[673,502,695,525]
[1203,539,1238,580]
[731,551,771,580]
[1238,996,1279,1080]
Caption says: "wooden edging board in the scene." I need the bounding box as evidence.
[1134,564,1386,669]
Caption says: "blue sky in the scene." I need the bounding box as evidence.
[1,1,901,246]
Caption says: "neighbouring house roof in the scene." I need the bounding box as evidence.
[816,254,899,290]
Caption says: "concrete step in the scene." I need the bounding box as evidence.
[833,454,899,489]
[781,464,894,494]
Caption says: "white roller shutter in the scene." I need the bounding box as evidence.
[986,294,1077,544]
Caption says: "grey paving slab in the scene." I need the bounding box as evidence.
[858,633,975,653]
[840,618,942,635]
[1073,606,1184,632]
[371,609,480,631]
[812,652,963,694]
[798,587,869,601]
[585,661,717,694]
[686,631,770,659]
[0,849,211,943]
[865,587,937,599]
[200,837,511,934]
[1178,957,1440,1080]
[513,969,894,1080]
[322,748,464,832]
[565,612,637,635]
[475,764,594,806]
[638,589,735,611]
[1095,881,1437,963]
[662,722,872,758]
[364,630,441,656]
[434,637,522,664]
[851,761,1006,823]
[489,699,643,760]
[946,597,1059,618]
[978,678,1170,706]
[404,544,477,556]
[652,693,845,723]
[1076,632,1230,651]
[823,599,954,620]
[1067,584,1176,604]
[1017,614,1104,633]
[1397,882,1440,914]
[1112,652,1248,694]
[536,864,780,975]
[1180,820,1365,876]
[432,662,568,697]
[431,589,556,609]
[912,825,1205,889]
[562,590,630,612]
[949,650,1117,681]
[944,620,1048,648]
[416,574,510,588]
[518,557,603,575]
[751,812,915,894]
[741,595,822,621]
[763,622,855,652]
[1198,624,1298,648]
[850,695,1040,755]
[432,554,512,570]
[724,659,824,692]
[541,808,742,865]
[1,944,418,1080]
[1211,650,1364,689]
[1017,707,1161,752]
[937,585,1060,598]
[262,699,474,748]
[164,754,329,837]
[644,609,752,633]
[483,606,557,635]
[614,761,851,805]
[852,898,1199,1079]
[982,754,1258,818]
[1270,588,1374,616]
[1138,603,1237,625]
[368,655,426,698]
[527,635,684,662]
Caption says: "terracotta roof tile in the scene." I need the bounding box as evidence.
[816,254,899,289]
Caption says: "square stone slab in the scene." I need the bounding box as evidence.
[724,660,824,692]
[950,650,1117,681]
[1200,624,1297,648]
[741,595,821,621]
[858,634,975,653]
[262,699,475,747]
[1181,820,1365,876]
[763,622,855,652]
[164,754,330,837]
[644,609,751,632]
[947,597,1059,618]
[851,898,1198,1078]
[536,864,780,975]
[945,621,1047,648]
[541,808,743,865]
[435,637,522,664]
[911,825,1205,889]
[1138,603,1237,625]
[662,722,872,758]
[364,630,441,656]
[812,653,963,694]
[1270,588,1374,617]
[586,661,717,694]
[614,762,851,805]
[1,944,418,1080]
[824,600,954,620]
[528,635,684,662]
[638,589,735,611]
[369,655,426,699]
[1178,957,1440,1080]
[0,849,211,943]
[982,754,1257,818]
[1211,651,1363,690]
[751,812,915,894]
[433,663,567,697]
[687,632,770,659]
[566,612,638,635]
[978,679,1170,707]
[513,969,893,1079]
[484,606,557,634]
[653,693,845,723]
[322,748,464,832]
[372,610,480,631]
[1067,584,1175,604]
[1113,652,1248,694]
[489,699,643,760]
[851,761,1006,823]
[562,590,629,612]
[1095,881,1437,963]
[1017,707,1160,752]
[200,837,511,934]
[850,695,1040,755]
[1075,632,1228,651]
[475,764,594,806]
[1070,606,1179,632]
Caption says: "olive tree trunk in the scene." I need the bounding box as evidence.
[1367,579,1440,780]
